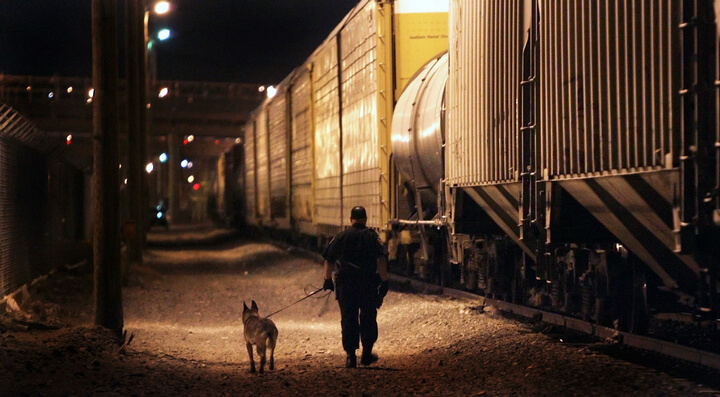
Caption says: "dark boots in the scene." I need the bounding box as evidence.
[346,348,378,368]
[360,349,378,366]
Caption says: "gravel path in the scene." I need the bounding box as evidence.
[1,229,719,396]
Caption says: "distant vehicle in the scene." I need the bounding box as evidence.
[149,198,168,229]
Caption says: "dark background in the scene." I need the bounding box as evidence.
[0,0,359,84]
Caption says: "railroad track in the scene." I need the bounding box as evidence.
[388,273,720,372]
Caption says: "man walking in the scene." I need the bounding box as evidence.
[322,206,389,368]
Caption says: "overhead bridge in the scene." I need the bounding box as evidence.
[0,74,265,168]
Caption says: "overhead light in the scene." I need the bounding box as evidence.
[266,85,277,98]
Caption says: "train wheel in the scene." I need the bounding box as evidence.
[628,260,649,334]
[465,265,478,292]
[511,252,530,304]
[612,252,650,334]
[436,228,452,287]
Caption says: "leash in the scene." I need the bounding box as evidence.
[265,287,325,318]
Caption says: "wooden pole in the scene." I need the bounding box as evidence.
[126,0,144,267]
[140,2,148,246]
[142,5,150,246]
[92,0,124,338]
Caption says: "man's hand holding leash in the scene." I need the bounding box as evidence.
[323,278,334,292]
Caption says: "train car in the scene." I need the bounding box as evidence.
[390,51,449,282]
[267,77,293,230]
[311,29,344,233]
[242,115,258,225]
[438,0,720,331]
[441,0,536,304]
[219,144,245,227]
[288,64,316,236]
[233,0,719,333]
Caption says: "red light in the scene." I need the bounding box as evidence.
[215,139,220,145]
[183,139,189,145]
[66,139,71,145]
[193,183,200,190]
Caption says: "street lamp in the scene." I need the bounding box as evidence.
[157,28,171,41]
[154,1,170,14]
[145,2,172,88]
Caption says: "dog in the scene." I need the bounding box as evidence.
[242,300,278,373]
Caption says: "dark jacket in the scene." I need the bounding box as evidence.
[322,224,386,284]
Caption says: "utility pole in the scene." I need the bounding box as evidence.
[126,0,145,269]
[92,0,124,338]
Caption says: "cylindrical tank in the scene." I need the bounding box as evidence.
[391,52,448,201]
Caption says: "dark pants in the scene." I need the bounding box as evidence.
[336,279,377,354]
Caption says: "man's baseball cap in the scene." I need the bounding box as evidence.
[350,206,367,220]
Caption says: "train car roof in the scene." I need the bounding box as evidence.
[245,0,370,125]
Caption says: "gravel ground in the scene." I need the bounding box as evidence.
[1,226,719,396]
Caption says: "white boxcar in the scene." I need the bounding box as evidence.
[290,66,316,235]
[253,105,270,224]
[267,83,291,229]
[340,0,382,228]
[313,35,343,231]
[243,122,257,225]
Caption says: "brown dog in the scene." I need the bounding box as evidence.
[242,300,278,373]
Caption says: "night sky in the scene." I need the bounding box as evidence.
[0,0,359,84]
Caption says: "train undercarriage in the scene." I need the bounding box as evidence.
[387,179,719,336]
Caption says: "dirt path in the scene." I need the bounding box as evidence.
[1,231,718,396]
